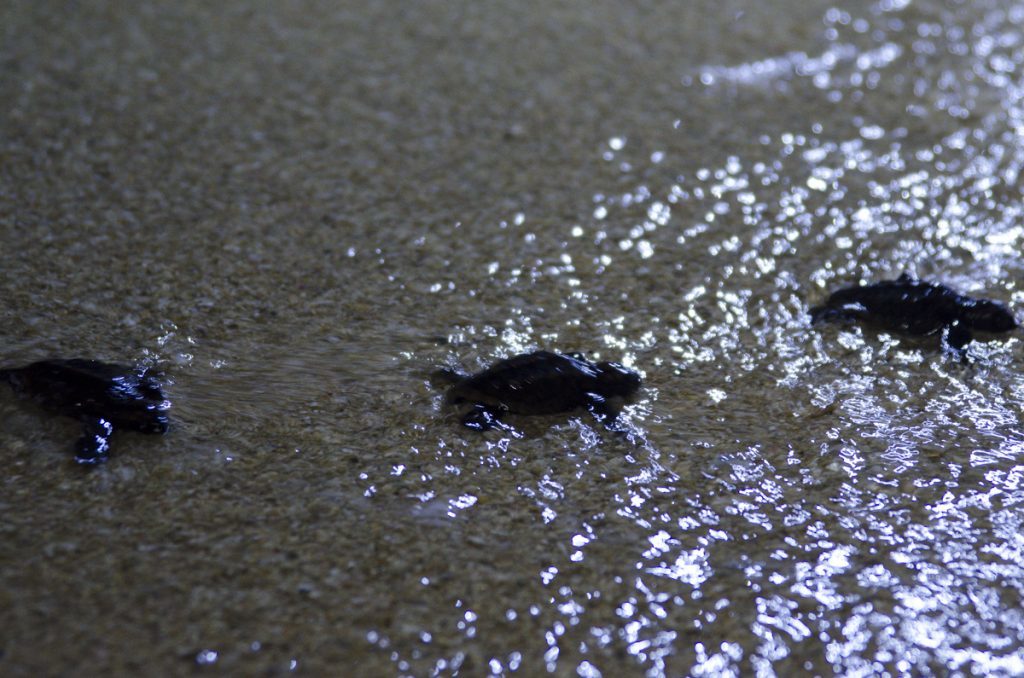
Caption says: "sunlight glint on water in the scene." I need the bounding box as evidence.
[396,0,1024,674]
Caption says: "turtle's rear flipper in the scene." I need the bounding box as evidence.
[75,418,113,466]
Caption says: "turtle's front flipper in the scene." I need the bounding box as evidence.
[945,323,972,349]
[461,405,504,431]
[75,418,114,466]
[586,393,626,432]
[943,323,973,364]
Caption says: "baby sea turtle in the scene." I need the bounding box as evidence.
[435,350,642,431]
[0,359,170,466]
[810,273,1017,356]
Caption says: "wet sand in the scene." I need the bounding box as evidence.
[3,0,1024,675]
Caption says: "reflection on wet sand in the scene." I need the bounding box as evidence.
[3,0,1024,674]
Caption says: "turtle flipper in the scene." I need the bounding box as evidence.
[461,405,504,431]
[943,323,973,364]
[945,323,972,349]
[75,418,114,466]
[586,393,626,432]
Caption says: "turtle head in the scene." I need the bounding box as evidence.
[595,362,642,398]
[431,367,467,390]
[108,371,171,433]
[963,299,1018,333]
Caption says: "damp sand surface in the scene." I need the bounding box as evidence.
[3,1,1024,675]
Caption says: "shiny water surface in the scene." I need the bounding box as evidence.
[3,0,1024,675]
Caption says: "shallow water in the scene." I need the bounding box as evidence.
[3,0,1024,675]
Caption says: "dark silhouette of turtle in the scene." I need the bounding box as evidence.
[0,359,169,466]
[810,273,1017,357]
[434,350,642,431]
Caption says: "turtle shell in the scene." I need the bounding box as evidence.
[446,351,602,415]
[826,278,960,336]
[2,359,169,433]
